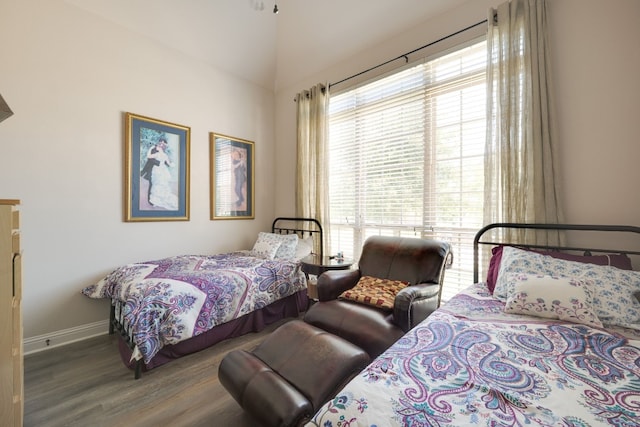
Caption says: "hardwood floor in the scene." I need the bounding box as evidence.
[24,317,296,427]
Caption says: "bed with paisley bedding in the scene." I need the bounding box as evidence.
[307,223,640,426]
[82,217,322,378]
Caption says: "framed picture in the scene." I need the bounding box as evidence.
[210,133,254,220]
[124,112,190,221]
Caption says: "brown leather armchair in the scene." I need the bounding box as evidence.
[304,235,452,358]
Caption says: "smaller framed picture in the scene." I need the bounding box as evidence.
[124,112,190,221]
[210,133,254,220]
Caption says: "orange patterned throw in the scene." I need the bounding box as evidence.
[339,276,410,311]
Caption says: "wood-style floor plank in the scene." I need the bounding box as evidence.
[24,317,295,427]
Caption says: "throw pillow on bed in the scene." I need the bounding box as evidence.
[495,246,640,329]
[274,233,299,259]
[339,276,409,311]
[251,232,283,259]
[503,273,603,327]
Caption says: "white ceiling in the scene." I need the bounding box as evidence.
[64,0,470,90]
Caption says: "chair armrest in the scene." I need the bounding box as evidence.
[393,283,441,332]
[316,269,361,301]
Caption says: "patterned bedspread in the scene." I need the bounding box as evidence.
[307,283,640,426]
[82,252,306,364]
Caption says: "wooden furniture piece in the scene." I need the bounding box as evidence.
[300,254,353,277]
[0,199,22,426]
[300,254,353,299]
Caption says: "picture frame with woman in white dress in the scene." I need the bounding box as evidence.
[124,112,190,222]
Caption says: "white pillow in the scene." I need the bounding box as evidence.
[274,233,299,259]
[495,246,640,329]
[294,235,314,260]
[251,232,283,260]
[503,273,603,327]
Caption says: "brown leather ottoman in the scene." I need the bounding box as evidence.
[218,320,370,427]
[303,299,406,359]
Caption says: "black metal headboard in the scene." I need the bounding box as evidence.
[272,217,323,258]
[473,223,640,283]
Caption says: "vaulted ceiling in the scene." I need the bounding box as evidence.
[64,0,470,89]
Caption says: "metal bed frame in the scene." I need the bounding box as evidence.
[473,222,640,283]
[271,217,323,258]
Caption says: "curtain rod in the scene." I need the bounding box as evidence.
[328,18,488,90]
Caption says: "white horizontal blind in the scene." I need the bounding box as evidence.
[328,39,487,301]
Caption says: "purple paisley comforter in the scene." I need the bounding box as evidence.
[307,283,640,427]
[82,252,306,364]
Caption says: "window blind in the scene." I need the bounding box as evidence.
[328,39,487,300]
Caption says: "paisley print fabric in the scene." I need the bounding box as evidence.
[82,253,306,363]
[251,232,284,259]
[274,233,299,259]
[307,283,640,427]
[503,273,603,327]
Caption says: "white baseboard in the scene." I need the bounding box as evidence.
[24,320,110,355]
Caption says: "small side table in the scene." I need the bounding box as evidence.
[300,254,353,300]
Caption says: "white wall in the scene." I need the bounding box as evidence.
[275,0,640,228]
[549,0,640,227]
[0,0,278,342]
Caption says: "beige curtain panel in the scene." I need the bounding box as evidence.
[0,93,13,123]
[295,83,330,253]
[484,0,563,245]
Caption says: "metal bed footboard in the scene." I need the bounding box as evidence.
[109,299,144,378]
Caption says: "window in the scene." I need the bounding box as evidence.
[328,39,487,300]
